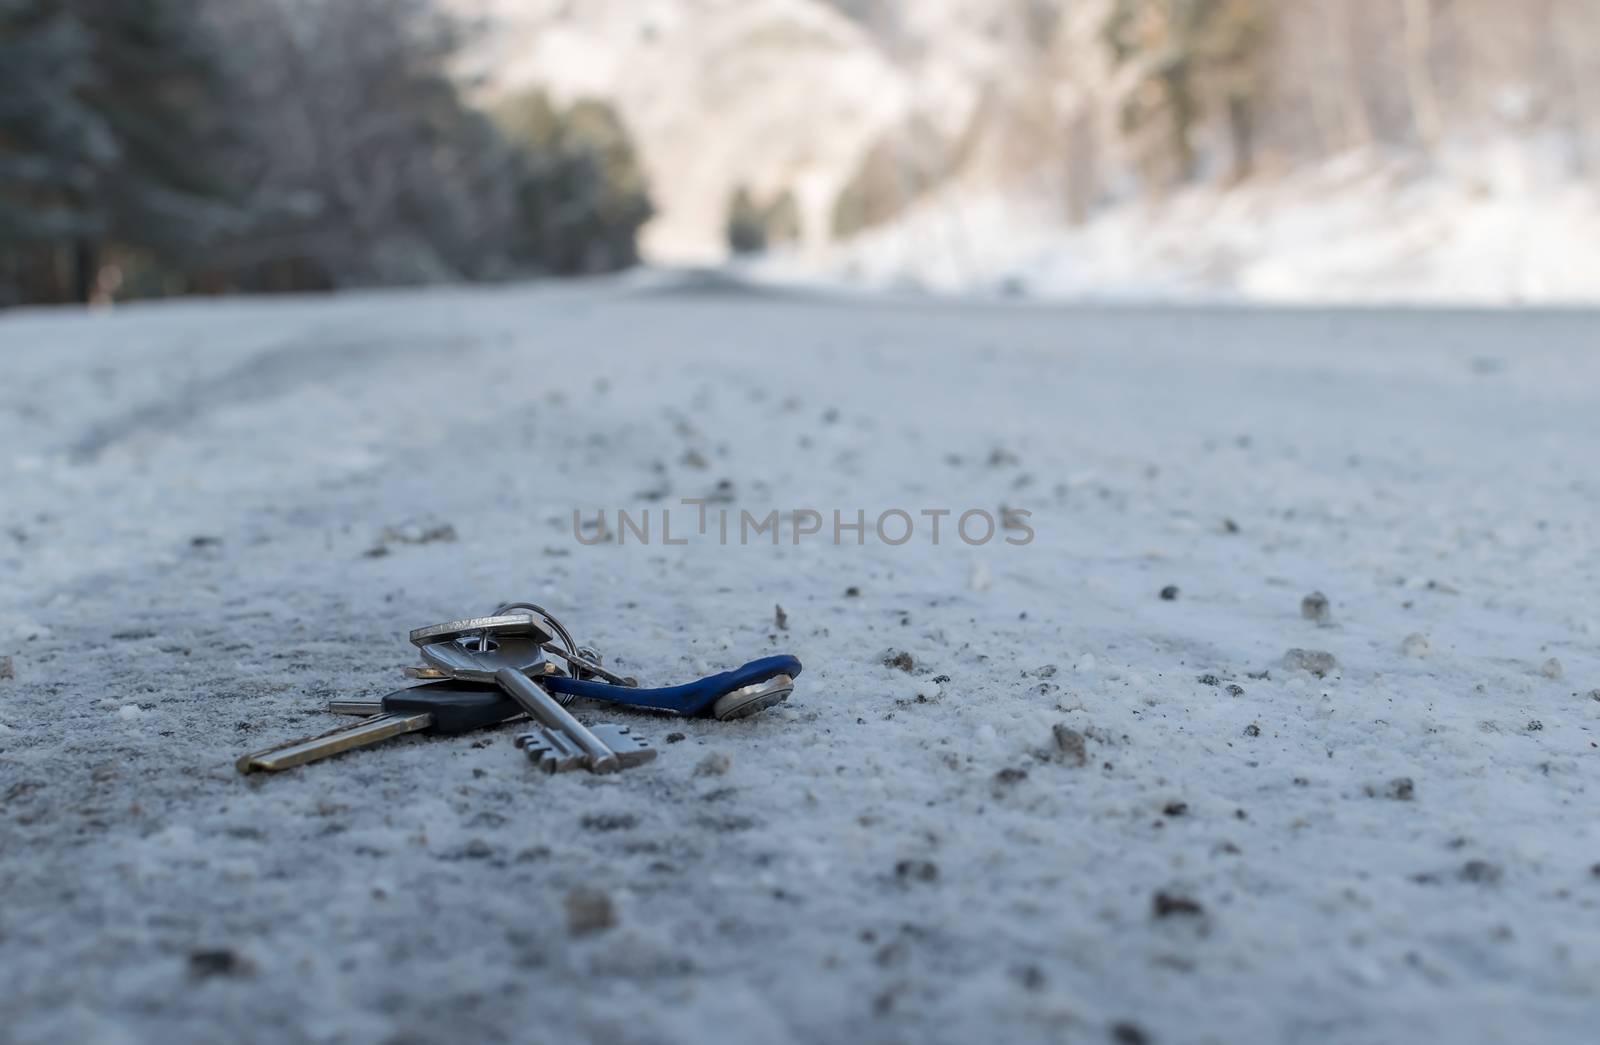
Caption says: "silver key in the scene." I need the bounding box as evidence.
[408,611,557,649]
[418,635,642,774]
[396,658,562,685]
[408,610,637,691]
[516,723,656,774]
[401,615,546,684]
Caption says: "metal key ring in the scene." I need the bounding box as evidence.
[489,602,578,660]
[487,602,636,686]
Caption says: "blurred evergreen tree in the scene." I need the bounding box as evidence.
[0,0,238,303]
[1103,0,1267,188]
[80,0,239,289]
[0,1,109,302]
[3,1,655,304]
[726,186,767,255]
[496,90,653,274]
[206,0,526,289]
[725,185,802,255]
[764,189,801,249]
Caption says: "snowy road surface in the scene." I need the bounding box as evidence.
[1,278,1597,1044]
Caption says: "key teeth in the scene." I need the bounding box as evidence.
[516,728,589,773]
[590,723,657,767]
[516,725,656,772]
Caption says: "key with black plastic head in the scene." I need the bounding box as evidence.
[236,682,522,773]
[327,682,653,775]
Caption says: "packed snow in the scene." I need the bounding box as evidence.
[1,277,1597,1043]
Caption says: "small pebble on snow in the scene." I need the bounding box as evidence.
[188,949,252,980]
[694,752,731,777]
[1152,892,1204,918]
[1283,649,1337,678]
[1301,591,1331,623]
[883,650,914,673]
[1383,777,1416,801]
[1401,633,1432,658]
[378,518,457,546]
[1112,1021,1151,1045]
[565,887,617,936]
[1159,585,1180,601]
[1051,725,1087,766]
[1540,657,1564,680]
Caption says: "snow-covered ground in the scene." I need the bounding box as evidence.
[2,278,1598,1043]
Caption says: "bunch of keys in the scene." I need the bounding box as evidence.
[405,602,800,722]
[237,602,802,776]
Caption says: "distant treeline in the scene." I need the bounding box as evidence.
[0,0,652,307]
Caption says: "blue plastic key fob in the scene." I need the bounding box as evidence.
[542,654,802,720]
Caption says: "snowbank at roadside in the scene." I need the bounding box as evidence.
[759,141,1600,305]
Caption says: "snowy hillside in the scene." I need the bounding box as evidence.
[757,142,1600,304]
[449,0,1600,304]
[2,280,1598,1042]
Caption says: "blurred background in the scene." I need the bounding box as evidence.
[4,0,1599,308]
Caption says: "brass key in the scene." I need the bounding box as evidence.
[237,682,522,773]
